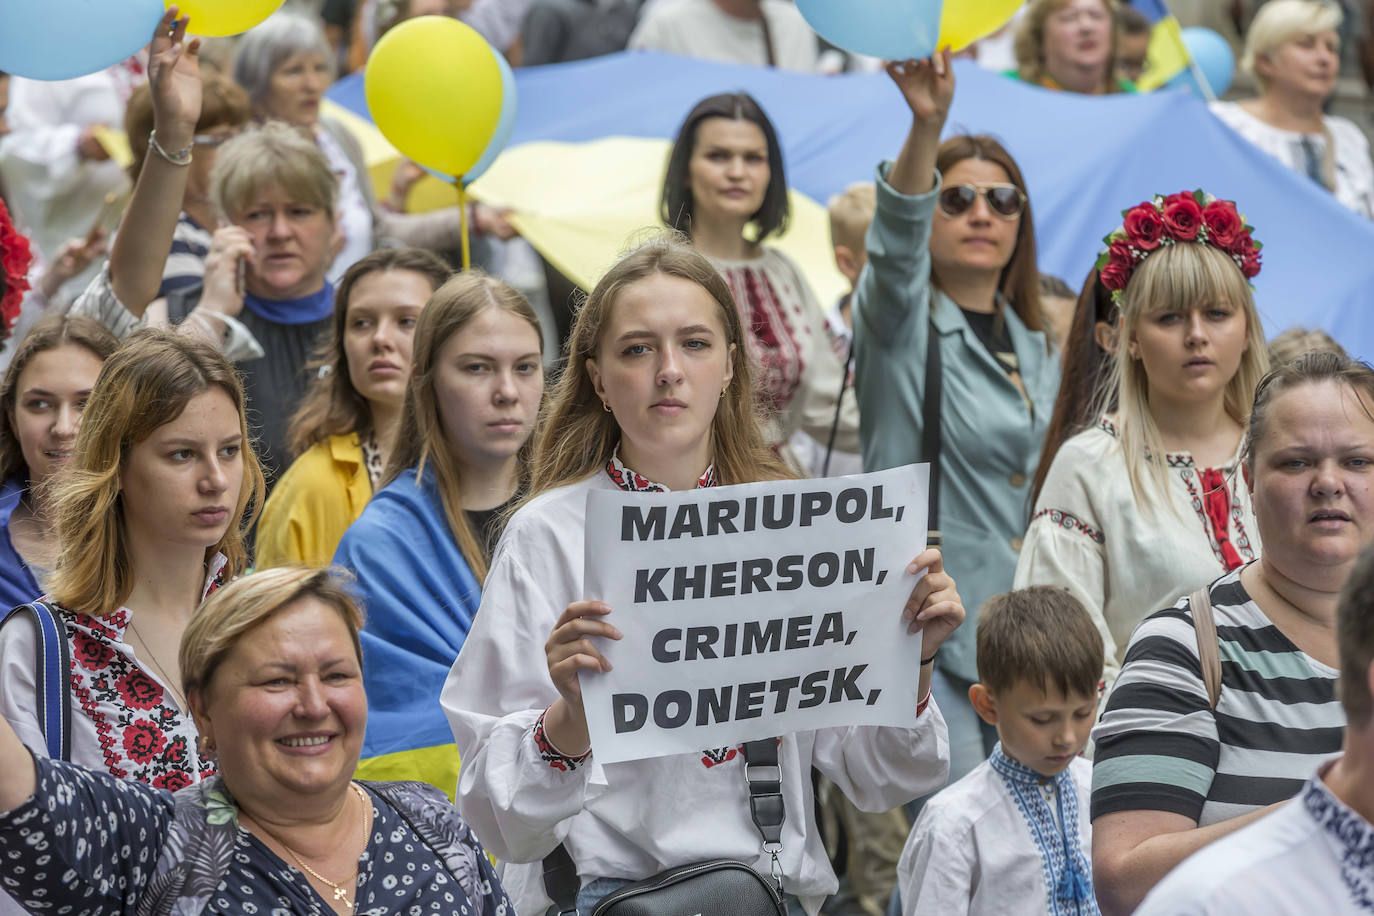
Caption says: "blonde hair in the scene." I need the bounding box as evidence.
[384,271,543,582]
[181,565,363,700]
[47,331,266,617]
[1015,0,1123,93]
[211,120,338,221]
[827,182,876,255]
[1267,326,1348,368]
[528,235,793,500]
[1242,0,1343,93]
[1104,242,1268,510]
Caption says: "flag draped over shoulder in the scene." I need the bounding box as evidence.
[1129,0,1192,90]
[333,465,479,798]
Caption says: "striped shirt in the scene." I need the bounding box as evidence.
[157,211,210,298]
[1091,567,1344,827]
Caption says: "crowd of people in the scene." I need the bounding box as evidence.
[0,1,1372,915]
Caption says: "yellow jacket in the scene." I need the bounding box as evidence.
[256,433,373,568]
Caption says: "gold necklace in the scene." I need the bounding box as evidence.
[266,783,370,911]
[126,618,188,712]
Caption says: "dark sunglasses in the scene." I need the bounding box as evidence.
[937,184,1026,219]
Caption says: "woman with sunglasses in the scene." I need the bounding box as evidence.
[852,51,1060,786]
[661,92,858,464]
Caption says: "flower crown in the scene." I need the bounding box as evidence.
[0,199,32,341]
[1095,191,1262,304]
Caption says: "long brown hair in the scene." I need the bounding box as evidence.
[0,315,118,484]
[1032,268,1115,505]
[932,135,1047,340]
[287,248,451,456]
[47,331,266,617]
[384,271,543,582]
[528,235,793,500]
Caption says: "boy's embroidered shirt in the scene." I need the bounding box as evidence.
[898,748,1099,916]
[1134,760,1374,914]
[989,745,1099,916]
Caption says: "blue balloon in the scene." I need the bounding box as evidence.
[0,0,163,81]
[465,47,517,185]
[796,0,942,62]
[1168,27,1235,97]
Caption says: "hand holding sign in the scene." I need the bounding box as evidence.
[902,547,963,647]
[580,464,955,764]
[543,600,621,755]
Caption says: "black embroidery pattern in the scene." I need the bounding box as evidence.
[1032,507,1106,545]
[1303,778,1374,910]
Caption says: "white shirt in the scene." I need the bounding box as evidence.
[899,751,1097,916]
[629,0,821,71]
[1210,101,1374,220]
[0,69,135,302]
[442,470,949,916]
[1136,762,1374,915]
[1014,420,1259,691]
[315,124,374,284]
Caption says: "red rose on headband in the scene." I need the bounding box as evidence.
[1162,195,1203,241]
[1201,200,1244,249]
[1108,239,1137,265]
[1100,253,1131,291]
[1239,249,1262,279]
[1122,203,1164,250]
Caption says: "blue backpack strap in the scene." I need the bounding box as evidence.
[0,600,71,761]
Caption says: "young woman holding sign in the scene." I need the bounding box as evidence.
[442,236,963,916]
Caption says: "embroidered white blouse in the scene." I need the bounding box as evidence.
[1014,420,1259,691]
[442,457,949,916]
[1210,101,1374,220]
[1135,761,1374,915]
[707,247,860,457]
[0,555,227,784]
[898,749,1097,916]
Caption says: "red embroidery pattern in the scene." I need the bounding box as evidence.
[52,556,226,785]
[1179,466,1253,570]
[533,708,590,772]
[605,450,716,493]
[719,264,804,416]
[1032,507,1106,545]
[700,746,741,768]
[62,605,212,786]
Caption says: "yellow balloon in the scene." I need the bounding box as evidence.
[365,17,504,180]
[168,0,285,38]
[939,0,1025,53]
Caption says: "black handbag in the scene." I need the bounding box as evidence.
[542,739,789,916]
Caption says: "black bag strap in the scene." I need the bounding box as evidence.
[1,600,71,761]
[822,330,855,478]
[541,738,787,913]
[922,318,943,548]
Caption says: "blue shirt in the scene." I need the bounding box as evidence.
[0,476,42,610]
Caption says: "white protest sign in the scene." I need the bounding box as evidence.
[581,463,929,764]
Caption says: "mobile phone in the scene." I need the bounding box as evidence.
[235,255,246,298]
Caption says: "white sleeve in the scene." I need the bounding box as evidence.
[810,705,949,814]
[0,80,86,203]
[898,804,974,916]
[441,528,604,864]
[1014,455,1118,690]
[0,613,49,759]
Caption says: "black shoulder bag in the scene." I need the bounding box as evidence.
[923,320,943,548]
[542,738,788,916]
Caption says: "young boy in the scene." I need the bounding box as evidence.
[897,587,1105,915]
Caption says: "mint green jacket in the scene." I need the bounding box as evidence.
[853,163,1061,682]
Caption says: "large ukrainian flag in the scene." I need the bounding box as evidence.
[1129,0,1193,91]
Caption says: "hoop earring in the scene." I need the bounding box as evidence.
[602,400,612,413]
